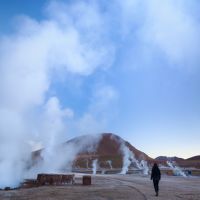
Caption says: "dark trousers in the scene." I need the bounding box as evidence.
[153,179,159,193]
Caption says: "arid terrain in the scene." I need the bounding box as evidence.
[1,174,200,200]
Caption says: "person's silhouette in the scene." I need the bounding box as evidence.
[151,163,161,196]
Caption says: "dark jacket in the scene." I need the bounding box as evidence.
[151,164,161,181]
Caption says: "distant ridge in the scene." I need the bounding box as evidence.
[186,155,200,161]
[155,155,200,169]
[155,156,184,162]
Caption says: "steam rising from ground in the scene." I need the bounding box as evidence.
[120,142,149,175]
[92,159,98,175]
[0,0,199,188]
[29,134,101,178]
[140,160,149,175]
[120,144,138,174]
[107,160,113,169]
[167,161,186,177]
[0,0,113,188]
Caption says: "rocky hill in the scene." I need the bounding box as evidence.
[32,133,153,169]
[73,133,153,168]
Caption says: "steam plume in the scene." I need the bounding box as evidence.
[167,161,186,177]
[107,160,113,169]
[92,159,98,175]
[120,143,142,174]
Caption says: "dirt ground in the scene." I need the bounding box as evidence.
[0,174,200,200]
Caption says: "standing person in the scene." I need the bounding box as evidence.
[151,163,161,196]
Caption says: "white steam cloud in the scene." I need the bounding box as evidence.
[120,143,142,174]
[107,160,113,169]
[92,159,98,175]
[120,142,149,175]
[0,0,199,188]
[167,161,186,177]
[0,0,114,188]
[27,134,102,179]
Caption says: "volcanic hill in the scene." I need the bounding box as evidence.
[32,133,153,169]
[72,133,153,168]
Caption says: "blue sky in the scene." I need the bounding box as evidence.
[0,0,200,159]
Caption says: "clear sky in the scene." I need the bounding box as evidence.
[0,0,200,159]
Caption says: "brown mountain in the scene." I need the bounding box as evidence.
[178,155,200,169]
[32,133,154,169]
[187,155,200,161]
[72,133,153,168]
